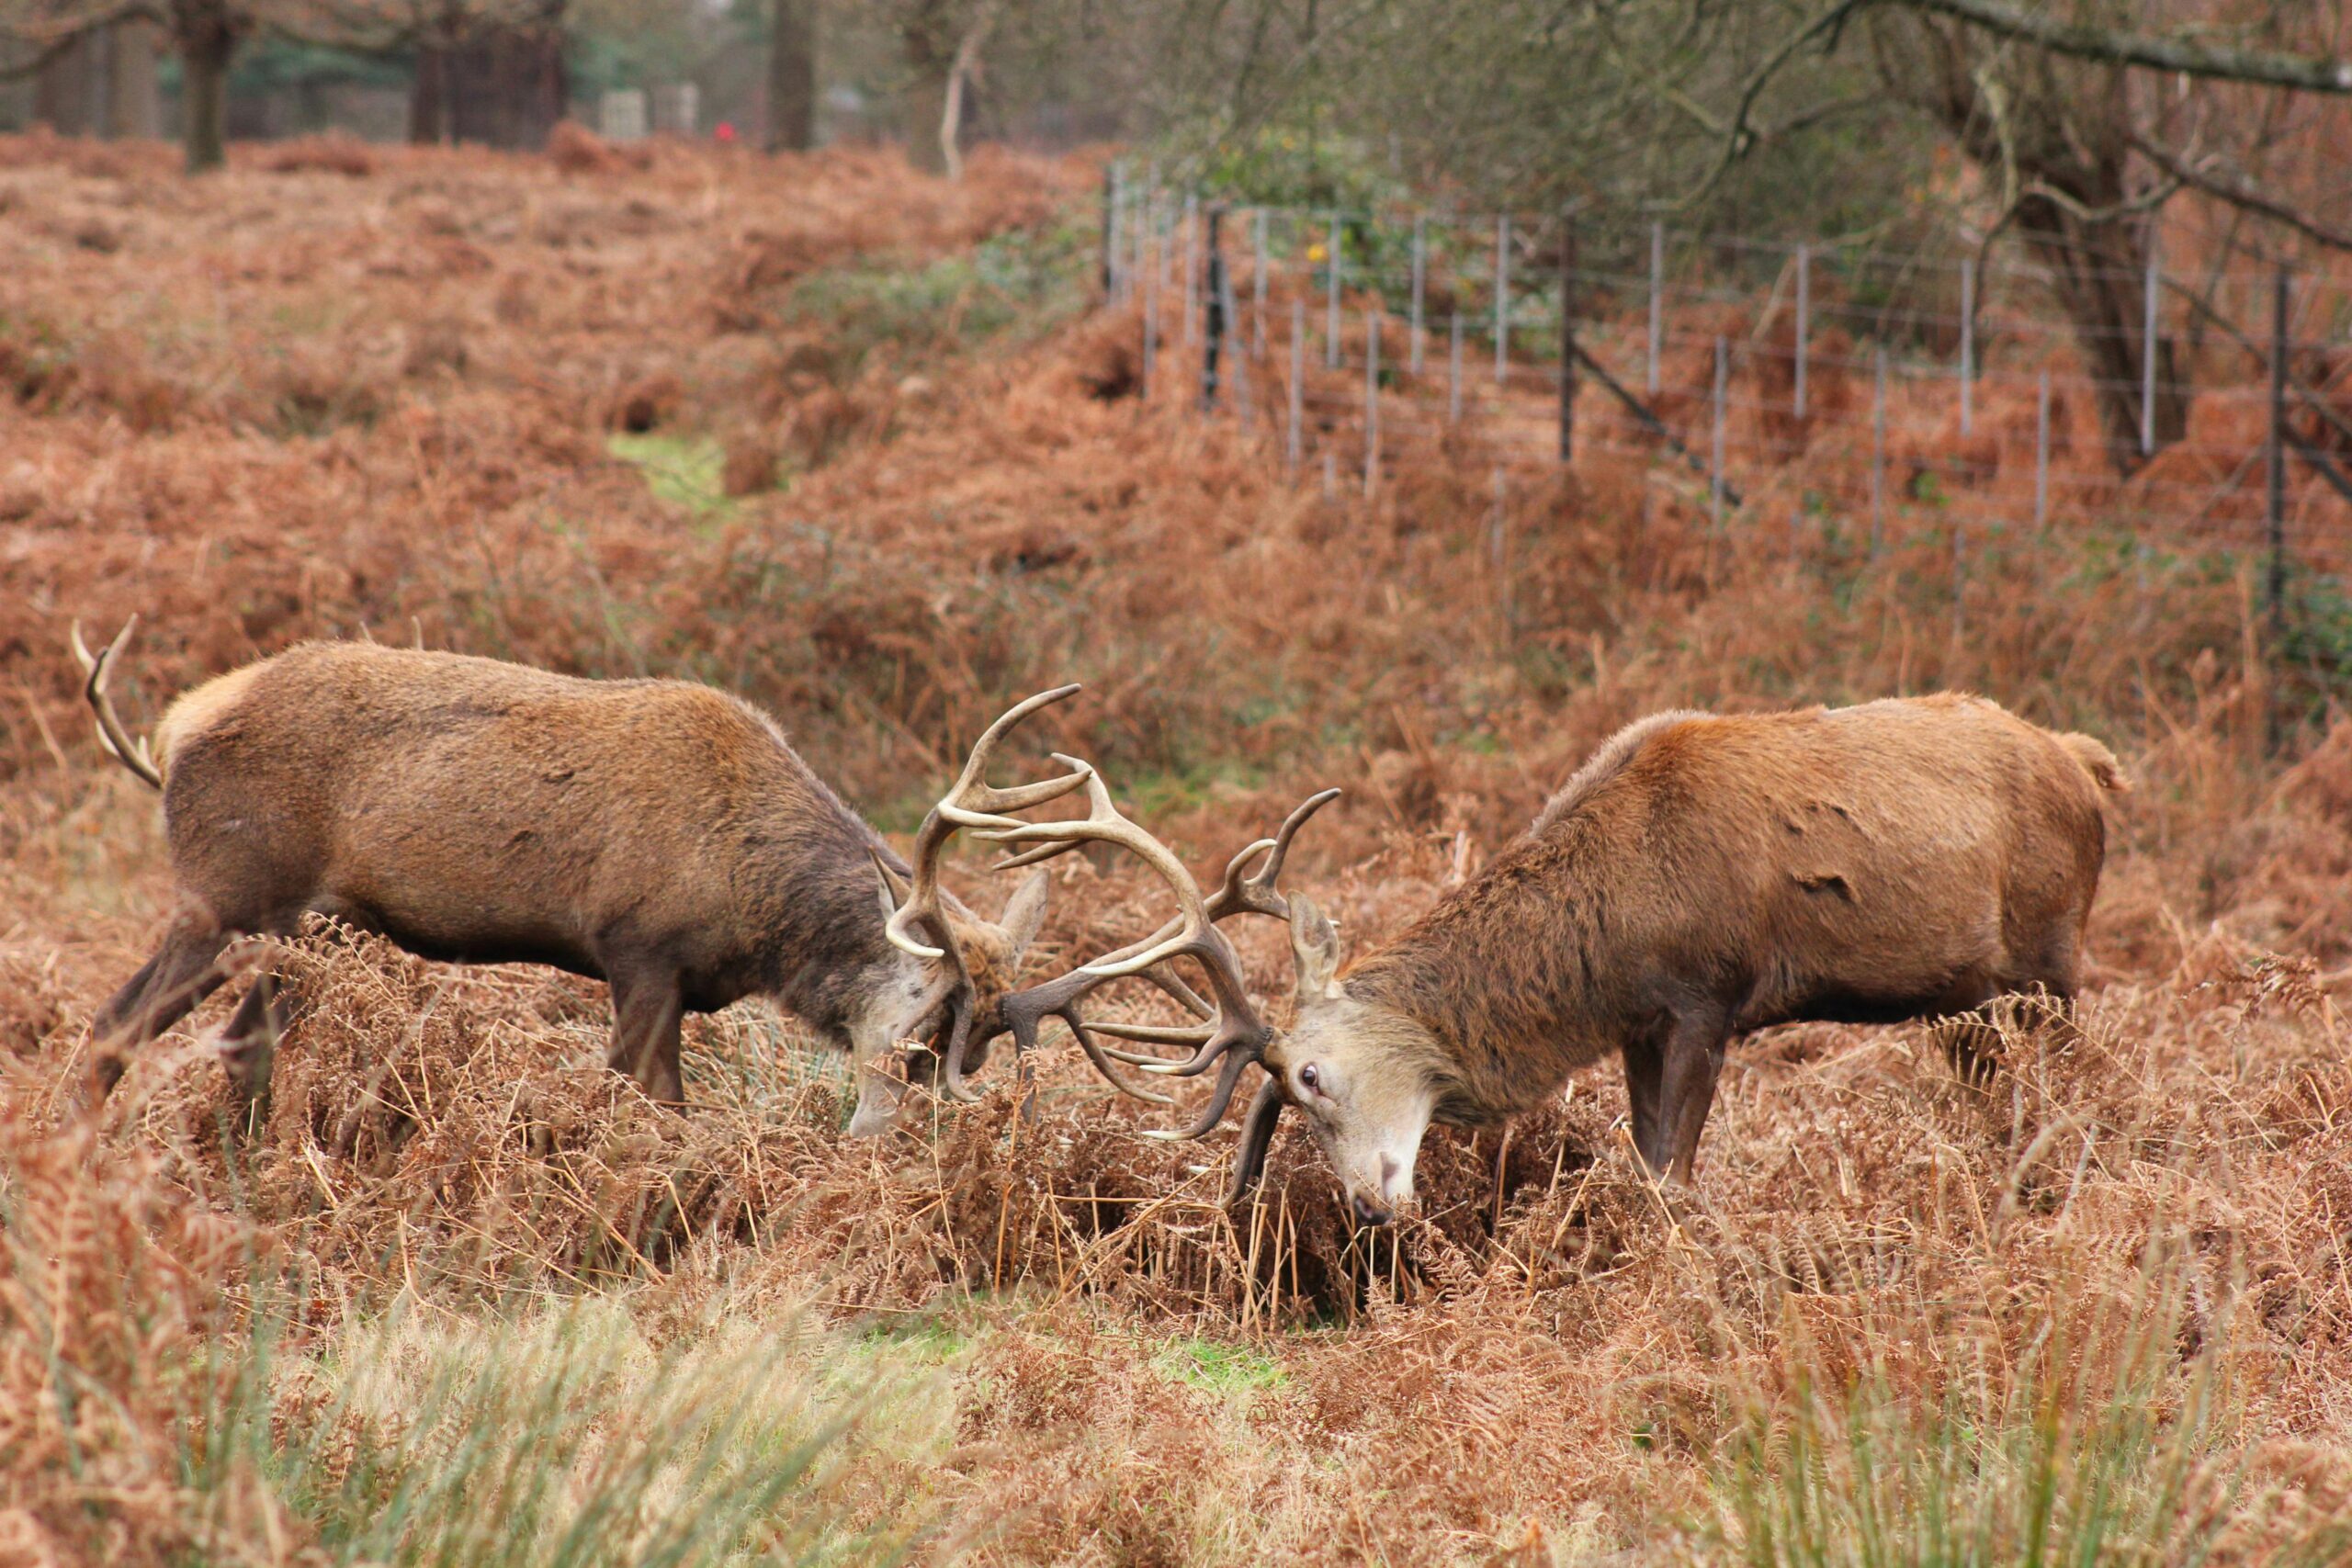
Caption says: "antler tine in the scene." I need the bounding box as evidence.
[1139,1044,1258,1141]
[935,683,1091,820]
[978,782,1335,1131]
[980,761,1220,982]
[1204,787,1341,921]
[69,615,161,786]
[994,966,1175,1105]
[883,685,1090,961]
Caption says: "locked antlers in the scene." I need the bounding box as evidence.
[979,769,1337,1135]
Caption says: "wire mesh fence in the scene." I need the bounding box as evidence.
[1099,168,2352,618]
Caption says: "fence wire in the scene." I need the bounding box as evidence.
[1102,175,2352,600]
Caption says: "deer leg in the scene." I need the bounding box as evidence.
[216,972,296,1135]
[1657,1003,1736,1185]
[89,912,236,1100]
[605,965,686,1107]
[1621,1034,1667,1178]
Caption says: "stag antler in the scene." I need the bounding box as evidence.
[880,684,1091,963]
[873,686,1091,1107]
[978,772,1338,1136]
[69,616,163,789]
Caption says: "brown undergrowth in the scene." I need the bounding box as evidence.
[4,137,2352,1563]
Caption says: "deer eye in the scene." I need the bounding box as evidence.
[1297,1063,1323,1097]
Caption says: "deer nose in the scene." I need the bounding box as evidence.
[1350,1190,1395,1227]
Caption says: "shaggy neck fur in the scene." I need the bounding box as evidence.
[1339,714,1697,1122]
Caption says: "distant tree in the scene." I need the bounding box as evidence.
[398,0,566,148]
[6,4,165,142]
[1670,0,2352,471]
[764,0,810,150]
[1123,0,2352,474]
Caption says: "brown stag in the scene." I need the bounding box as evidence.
[1009,694,2129,1224]
[72,619,1087,1126]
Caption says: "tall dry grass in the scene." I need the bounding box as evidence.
[3,135,2351,1563]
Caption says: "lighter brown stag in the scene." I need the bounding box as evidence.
[1012,695,2129,1224]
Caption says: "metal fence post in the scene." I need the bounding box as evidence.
[1449,312,1464,423]
[1493,213,1510,385]
[2142,243,2161,457]
[1647,220,1664,398]
[1363,310,1381,495]
[1870,346,1887,558]
[1288,297,1306,469]
[1222,254,1250,431]
[1129,186,1148,306]
[1952,523,1966,641]
[1326,212,1342,368]
[1142,229,1159,397]
[2269,266,2290,645]
[2034,369,2051,531]
[1252,208,1268,358]
[1409,216,1427,376]
[1958,257,1974,437]
[1182,193,1200,345]
[1101,163,1119,299]
[1793,243,1809,423]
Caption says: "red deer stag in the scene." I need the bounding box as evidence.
[72,619,1087,1127]
[1007,695,2129,1224]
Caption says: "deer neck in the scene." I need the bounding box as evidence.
[1340,832,1618,1122]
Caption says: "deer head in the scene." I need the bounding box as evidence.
[971,769,1446,1226]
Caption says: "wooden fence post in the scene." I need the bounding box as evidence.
[2269,266,2290,646]
[1711,334,1727,529]
[1101,163,1119,299]
[1202,206,1226,410]
[1557,212,1576,463]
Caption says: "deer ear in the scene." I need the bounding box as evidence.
[870,852,914,924]
[995,868,1049,959]
[1288,894,1342,1004]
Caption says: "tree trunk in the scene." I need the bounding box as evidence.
[33,33,90,135]
[765,0,815,152]
[410,45,449,144]
[175,0,238,174]
[900,0,952,175]
[2014,196,2188,474]
[1889,23,2188,475]
[440,19,565,149]
[108,19,162,140]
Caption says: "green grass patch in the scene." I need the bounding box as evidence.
[609,431,733,518]
[783,220,1094,375]
[197,1294,951,1567]
[1151,1337,1288,1398]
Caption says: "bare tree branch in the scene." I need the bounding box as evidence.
[2129,132,2352,252]
[1677,0,1875,207]
[1900,0,2352,94]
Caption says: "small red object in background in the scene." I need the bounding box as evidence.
[716,122,738,143]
